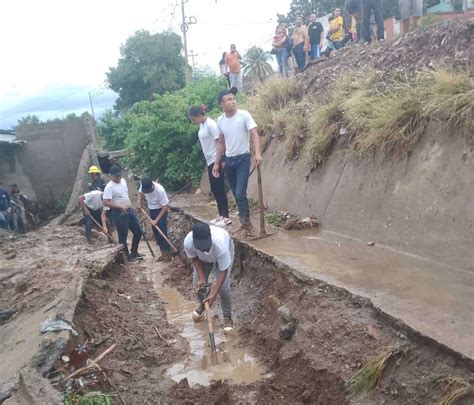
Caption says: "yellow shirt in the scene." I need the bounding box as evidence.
[330,16,344,41]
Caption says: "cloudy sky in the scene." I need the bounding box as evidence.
[0,0,291,129]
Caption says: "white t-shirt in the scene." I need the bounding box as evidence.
[217,110,257,157]
[198,118,219,166]
[103,178,131,207]
[83,190,109,211]
[184,226,232,271]
[139,182,169,210]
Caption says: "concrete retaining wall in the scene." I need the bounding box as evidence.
[247,123,474,271]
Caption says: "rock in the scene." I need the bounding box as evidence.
[300,389,312,402]
[367,241,375,246]
[277,305,293,323]
[0,308,15,322]
[264,295,281,309]
[280,322,297,340]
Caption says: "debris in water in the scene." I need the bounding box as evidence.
[367,241,375,246]
[284,216,319,231]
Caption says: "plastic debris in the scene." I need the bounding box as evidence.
[40,319,78,336]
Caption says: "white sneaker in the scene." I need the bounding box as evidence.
[209,216,223,225]
[215,217,232,227]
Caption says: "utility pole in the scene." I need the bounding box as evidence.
[88,92,96,121]
[188,50,199,72]
[179,0,197,84]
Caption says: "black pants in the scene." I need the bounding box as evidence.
[208,161,229,218]
[83,207,102,239]
[362,0,384,42]
[111,208,142,256]
[149,208,170,252]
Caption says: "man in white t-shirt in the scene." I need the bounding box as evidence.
[213,88,263,238]
[137,177,171,258]
[79,190,108,243]
[103,165,143,263]
[183,222,234,330]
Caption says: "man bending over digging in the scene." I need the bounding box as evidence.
[184,222,234,331]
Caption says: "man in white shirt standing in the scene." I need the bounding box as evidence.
[213,88,262,238]
[184,222,234,330]
[103,165,143,263]
[79,190,108,243]
[137,177,171,259]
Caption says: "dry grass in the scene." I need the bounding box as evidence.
[346,347,399,399]
[436,376,474,405]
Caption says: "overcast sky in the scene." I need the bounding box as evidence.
[0,0,290,129]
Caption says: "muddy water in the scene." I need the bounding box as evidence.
[147,262,263,387]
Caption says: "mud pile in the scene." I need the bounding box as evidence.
[302,17,473,96]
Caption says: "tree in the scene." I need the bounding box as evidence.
[97,77,224,190]
[16,115,41,128]
[106,30,186,111]
[243,47,274,84]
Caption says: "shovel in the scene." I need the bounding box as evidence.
[197,284,218,364]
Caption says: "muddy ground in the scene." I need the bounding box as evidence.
[49,208,473,404]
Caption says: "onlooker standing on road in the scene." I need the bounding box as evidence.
[225,44,242,91]
[272,24,289,77]
[362,0,384,44]
[307,13,324,60]
[103,165,143,262]
[399,0,422,33]
[292,15,309,72]
[137,177,172,260]
[213,88,262,238]
[328,8,345,49]
[189,105,231,227]
[219,52,231,89]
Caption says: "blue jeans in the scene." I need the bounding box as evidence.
[0,210,9,229]
[275,48,289,77]
[226,153,251,225]
[293,42,306,71]
[111,208,142,256]
[83,207,103,239]
[309,44,320,59]
[149,208,170,252]
[192,239,234,318]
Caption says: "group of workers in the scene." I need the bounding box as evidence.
[0,182,28,232]
[79,88,261,328]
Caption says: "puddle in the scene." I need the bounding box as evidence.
[148,262,263,387]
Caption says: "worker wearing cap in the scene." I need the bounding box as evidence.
[88,166,106,192]
[103,165,143,262]
[79,190,108,243]
[137,177,171,259]
[183,222,234,330]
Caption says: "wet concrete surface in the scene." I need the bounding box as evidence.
[146,260,263,387]
[174,196,474,359]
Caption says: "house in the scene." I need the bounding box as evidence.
[427,0,474,14]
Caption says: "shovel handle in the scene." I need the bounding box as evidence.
[140,208,178,252]
[204,301,217,352]
[257,165,266,237]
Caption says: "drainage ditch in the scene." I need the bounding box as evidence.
[60,208,473,404]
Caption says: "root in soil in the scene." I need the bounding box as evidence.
[347,347,399,398]
[436,376,474,405]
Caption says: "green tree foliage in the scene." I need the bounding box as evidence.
[243,47,274,83]
[97,77,225,190]
[16,114,41,128]
[106,30,186,111]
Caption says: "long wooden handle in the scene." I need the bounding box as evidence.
[257,165,266,237]
[89,214,117,244]
[142,232,156,258]
[204,301,217,353]
[140,208,178,252]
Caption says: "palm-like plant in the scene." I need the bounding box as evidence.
[243,46,274,83]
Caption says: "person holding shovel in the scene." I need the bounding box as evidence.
[79,190,108,243]
[103,165,143,263]
[137,177,172,260]
[188,104,231,227]
[213,88,262,238]
[184,222,234,331]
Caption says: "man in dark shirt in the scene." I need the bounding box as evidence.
[307,13,324,60]
[88,165,106,192]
